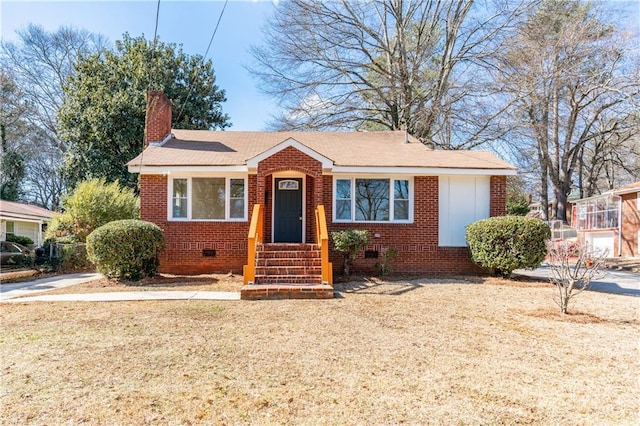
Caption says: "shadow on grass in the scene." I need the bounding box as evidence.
[333,275,480,296]
[105,273,242,289]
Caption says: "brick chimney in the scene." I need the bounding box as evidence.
[145,91,172,146]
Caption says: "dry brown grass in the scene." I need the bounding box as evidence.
[28,273,245,295]
[1,278,638,425]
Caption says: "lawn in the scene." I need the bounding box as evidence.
[1,277,638,425]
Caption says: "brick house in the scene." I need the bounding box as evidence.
[128,92,516,299]
[572,181,640,258]
[0,200,54,247]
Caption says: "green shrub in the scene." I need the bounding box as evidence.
[376,247,398,276]
[86,220,164,281]
[6,234,34,246]
[331,229,371,275]
[58,243,93,272]
[506,192,531,216]
[466,216,550,278]
[46,178,139,242]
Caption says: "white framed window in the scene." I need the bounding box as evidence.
[169,176,247,221]
[5,221,15,236]
[333,177,413,223]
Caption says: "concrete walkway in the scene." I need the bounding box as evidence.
[0,272,240,302]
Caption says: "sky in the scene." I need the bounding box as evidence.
[1,0,280,130]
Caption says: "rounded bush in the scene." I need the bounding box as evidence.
[86,219,164,281]
[6,234,34,246]
[466,216,551,278]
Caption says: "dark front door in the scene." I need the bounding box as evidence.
[274,178,303,243]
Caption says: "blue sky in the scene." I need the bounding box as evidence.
[1,0,279,130]
[2,1,638,131]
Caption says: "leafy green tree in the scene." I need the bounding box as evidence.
[58,34,230,187]
[506,176,530,216]
[46,178,140,243]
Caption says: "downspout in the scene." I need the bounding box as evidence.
[617,196,622,258]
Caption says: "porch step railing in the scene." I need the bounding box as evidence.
[243,204,332,287]
[315,205,333,286]
[243,204,263,285]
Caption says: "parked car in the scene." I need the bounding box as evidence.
[1,241,33,268]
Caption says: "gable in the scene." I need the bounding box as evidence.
[246,138,333,170]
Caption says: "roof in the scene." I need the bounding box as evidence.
[0,200,54,222]
[611,180,640,195]
[127,130,516,174]
[573,180,640,203]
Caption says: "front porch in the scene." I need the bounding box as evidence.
[241,205,334,300]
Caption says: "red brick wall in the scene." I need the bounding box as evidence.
[620,192,639,257]
[323,175,486,275]
[257,146,323,244]
[139,174,256,274]
[140,166,508,275]
[490,176,507,217]
[145,91,172,145]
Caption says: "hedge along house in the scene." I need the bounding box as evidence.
[128,92,516,299]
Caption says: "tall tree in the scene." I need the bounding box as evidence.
[251,0,531,149]
[497,0,639,221]
[58,34,230,187]
[1,25,106,208]
[0,72,28,201]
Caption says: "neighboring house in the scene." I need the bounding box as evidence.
[572,181,640,258]
[0,200,54,247]
[128,92,516,297]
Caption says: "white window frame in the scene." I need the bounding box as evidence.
[167,175,248,221]
[5,221,15,236]
[332,176,413,224]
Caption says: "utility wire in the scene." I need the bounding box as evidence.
[139,0,162,182]
[149,0,162,89]
[175,0,229,124]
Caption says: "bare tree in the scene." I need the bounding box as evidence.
[1,25,106,209]
[547,240,606,314]
[497,0,640,221]
[0,71,28,200]
[251,0,532,149]
[578,113,640,197]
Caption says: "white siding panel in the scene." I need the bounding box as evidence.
[14,222,39,245]
[439,176,490,247]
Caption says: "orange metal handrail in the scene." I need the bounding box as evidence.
[243,204,263,285]
[315,205,333,286]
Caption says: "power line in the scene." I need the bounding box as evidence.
[149,0,161,89]
[175,0,229,124]
[140,0,162,182]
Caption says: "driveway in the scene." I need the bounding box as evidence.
[515,264,640,297]
[0,272,104,300]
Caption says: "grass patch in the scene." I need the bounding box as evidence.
[1,280,638,424]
